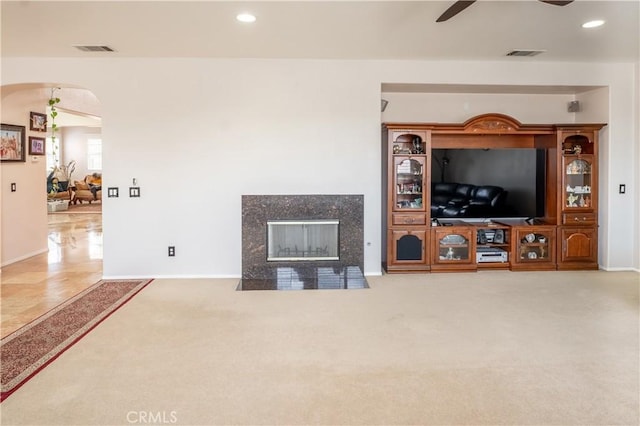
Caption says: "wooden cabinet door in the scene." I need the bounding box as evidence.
[431,227,476,271]
[387,229,429,271]
[510,226,557,271]
[559,227,597,267]
[562,155,596,213]
[558,227,598,269]
[393,156,426,212]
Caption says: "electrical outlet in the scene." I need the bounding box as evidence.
[10,183,16,192]
[168,246,175,257]
[619,184,626,194]
[107,187,119,197]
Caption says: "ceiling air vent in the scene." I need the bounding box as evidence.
[506,49,546,57]
[74,45,115,52]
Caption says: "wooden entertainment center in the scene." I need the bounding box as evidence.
[382,113,606,273]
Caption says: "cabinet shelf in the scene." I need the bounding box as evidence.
[478,243,509,248]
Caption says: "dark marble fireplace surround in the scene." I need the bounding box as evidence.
[240,195,368,290]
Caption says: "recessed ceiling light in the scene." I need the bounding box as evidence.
[582,20,605,29]
[236,13,256,23]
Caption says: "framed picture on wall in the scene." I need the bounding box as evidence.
[30,112,47,132]
[1,123,26,162]
[29,136,46,155]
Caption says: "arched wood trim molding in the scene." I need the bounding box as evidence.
[463,113,522,133]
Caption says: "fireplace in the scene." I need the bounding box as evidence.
[267,220,339,261]
[239,195,368,290]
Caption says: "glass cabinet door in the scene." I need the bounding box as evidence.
[513,227,556,267]
[394,157,425,211]
[438,234,469,261]
[563,156,594,210]
[433,228,473,264]
[431,227,476,271]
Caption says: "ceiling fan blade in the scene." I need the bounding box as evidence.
[538,0,574,5]
[436,1,477,23]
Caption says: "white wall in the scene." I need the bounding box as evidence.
[635,61,640,271]
[576,74,638,270]
[381,92,576,123]
[0,89,49,265]
[1,58,637,276]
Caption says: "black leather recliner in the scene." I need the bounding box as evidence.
[431,182,508,218]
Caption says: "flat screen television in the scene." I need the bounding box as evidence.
[431,148,545,219]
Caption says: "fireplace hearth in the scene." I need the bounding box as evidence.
[239,195,368,290]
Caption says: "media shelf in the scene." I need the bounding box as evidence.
[428,219,557,272]
[382,114,606,273]
[473,222,510,269]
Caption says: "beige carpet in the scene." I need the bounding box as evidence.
[0,271,638,425]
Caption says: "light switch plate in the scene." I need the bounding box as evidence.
[129,187,140,198]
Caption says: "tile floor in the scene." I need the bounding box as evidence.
[1,213,102,338]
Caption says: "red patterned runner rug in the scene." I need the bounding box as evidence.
[1,279,153,402]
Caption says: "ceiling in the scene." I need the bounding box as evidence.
[1,1,638,62]
[53,108,102,128]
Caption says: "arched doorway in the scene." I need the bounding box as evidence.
[0,83,103,337]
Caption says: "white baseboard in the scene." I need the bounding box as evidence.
[101,274,241,280]
[599,266,638,272]
[1,248,49,268]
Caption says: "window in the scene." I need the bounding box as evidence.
[87,138,102,170]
